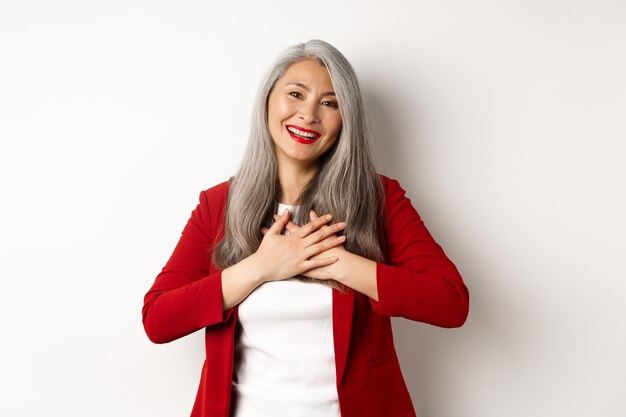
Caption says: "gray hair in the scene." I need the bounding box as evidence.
[212,39,385,290]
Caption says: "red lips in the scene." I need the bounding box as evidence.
[286,124,321,144]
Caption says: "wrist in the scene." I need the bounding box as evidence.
[340,253,377,289]
[246,253,268,284]
[336,251,358,284]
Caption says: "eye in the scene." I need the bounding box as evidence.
[289,91,303,99]
[322,100,339,108]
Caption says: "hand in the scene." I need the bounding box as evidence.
[265,210,351,283]
[254,209,347,282]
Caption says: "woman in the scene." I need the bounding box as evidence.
[142,39,469,417]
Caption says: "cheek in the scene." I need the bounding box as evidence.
[269,96,294,123]
[325,122,342,149]
[330,117,343,137]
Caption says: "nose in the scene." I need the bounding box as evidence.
[297,100,320,124]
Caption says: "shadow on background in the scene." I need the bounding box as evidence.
[363,84,500,416]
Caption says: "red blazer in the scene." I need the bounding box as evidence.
[142,175,469,417]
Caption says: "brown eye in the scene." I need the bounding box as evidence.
[289,91,303,98]
[322,100,338,108]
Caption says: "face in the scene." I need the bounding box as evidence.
[267,59,343,170]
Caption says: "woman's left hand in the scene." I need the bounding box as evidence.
[262,210,379,300]
[262,210,351,283]
[302,210,351,282]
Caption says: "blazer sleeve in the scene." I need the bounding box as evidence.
[369,177,470,328]
[142,189,234,344]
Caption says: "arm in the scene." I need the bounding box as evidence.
[142,189,237,344]
[296,178,469,328]
[368,177,470,328]
[296,211,379,301]
[142,189,343,344]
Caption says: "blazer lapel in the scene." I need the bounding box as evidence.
[332,286,355,386]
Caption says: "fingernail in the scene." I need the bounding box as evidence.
[326,214,332,220]
[339,236,346,241]
[338,222,346,229]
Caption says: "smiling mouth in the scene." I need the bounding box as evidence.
[286,125,321,144]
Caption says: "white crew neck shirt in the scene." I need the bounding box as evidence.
[231,203,340,417]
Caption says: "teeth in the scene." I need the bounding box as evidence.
[287,126,319,139]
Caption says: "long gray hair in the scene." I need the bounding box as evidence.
[212,39,385,290]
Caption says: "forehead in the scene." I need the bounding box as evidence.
[278,59,334,89]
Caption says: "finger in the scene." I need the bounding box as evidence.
[303,256,338,270]
[309,210,332,234]
[303,221,346,246]
[304,234,347,258]
[274,214,300,234]
[260,227,269,235]
[293,213,333,238]
[284,221,299,234]
[309,211,336,237]
[267,209,290,235]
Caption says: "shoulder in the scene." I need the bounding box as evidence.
[378,173,405,199]
[193,178,231,237]
[200,178,232,207]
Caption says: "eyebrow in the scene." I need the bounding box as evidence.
[285,81,336,97]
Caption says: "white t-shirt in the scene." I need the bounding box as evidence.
[231,203,341,417]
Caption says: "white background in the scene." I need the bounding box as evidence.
[1,1,624,416]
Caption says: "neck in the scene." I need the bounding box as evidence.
[277,160,317,205]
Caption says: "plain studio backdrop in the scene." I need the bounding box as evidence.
[1,1,624,416]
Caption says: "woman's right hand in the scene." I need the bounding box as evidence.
[252,209,347,282]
